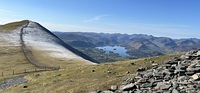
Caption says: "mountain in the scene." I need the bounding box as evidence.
[54,32,200,62]
[0,20,197,93]
[0,20,98,69]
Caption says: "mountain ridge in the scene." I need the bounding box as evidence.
[54,32,200,62]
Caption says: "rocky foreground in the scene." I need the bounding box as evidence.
[94,49,200,93]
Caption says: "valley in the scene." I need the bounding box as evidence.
[54,32,200,63]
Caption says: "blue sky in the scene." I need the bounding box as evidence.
[0,0,199,39]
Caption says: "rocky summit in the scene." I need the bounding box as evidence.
[96,49,200,93]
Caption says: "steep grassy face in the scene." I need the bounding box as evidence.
[22,21,97,67]
[0,20,28,32]
[0,54,181,93]
[0,20,97,79]
[0,20,38,78]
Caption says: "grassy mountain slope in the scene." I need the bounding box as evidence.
[0,20,98,84]
[0,54,181,93]
[0,20,29,32]
[0,20,38,78]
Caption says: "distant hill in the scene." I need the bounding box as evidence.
[54,32,200,62]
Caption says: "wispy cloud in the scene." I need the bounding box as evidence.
[83,15,111,23]
[42,21,198,39]
[0,18,25,25]
[0,9,23,25]
[41,22,117,33]
[0,9,22,17]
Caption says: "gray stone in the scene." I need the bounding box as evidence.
[90,91,101,93]
[140,83,152,88]
[121,83,136,91]
[137,78,147,83]
[110,85,117,91]
[134,89,141,93]
[155,82,171,90]
[172,89,179,93]
[197,51,200,56]
[185,71,195,75]
[187,67,200,72]
[192,73,200,80]
[97,49,200,93]
[165,61,178,64]
[164,75,171,81]
[152,63,158,68]
[172,82,178,88]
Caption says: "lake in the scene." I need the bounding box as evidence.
[96,46,130,57]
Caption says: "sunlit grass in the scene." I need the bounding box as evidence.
[1,53,181,93]
[0,20,28,32]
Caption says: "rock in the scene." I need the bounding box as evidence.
[192,73,200,80]
[54,74,61,77]
[97,49,200,93]
[35,74,40,77]
[110,85,117,91]
[90,91,101,93]
[187,67,200,72]
[195,64,200,67]
[137,78,147,83]
[165,61,178,65]
[137,67,146,72]
[150,60,154,63]
[172,89,179,93]
[152,63,158,68]
[181,55,190,59]
[121,83,136,91]
[23,86,28,88]
[130,62,135,65]
[92,70,95,72]
[162,64,172,68]
[197,51,200,56]
[155,82,171,90]
[185,71,195,75]
[172,81,178,89]
[134,89,141,93]
[126,71,130,74]
[140,83,152,88]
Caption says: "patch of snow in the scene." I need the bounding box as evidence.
[0,28,21,46]
[23,21,87,60]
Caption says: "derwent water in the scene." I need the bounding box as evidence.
[96,46,130,57]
